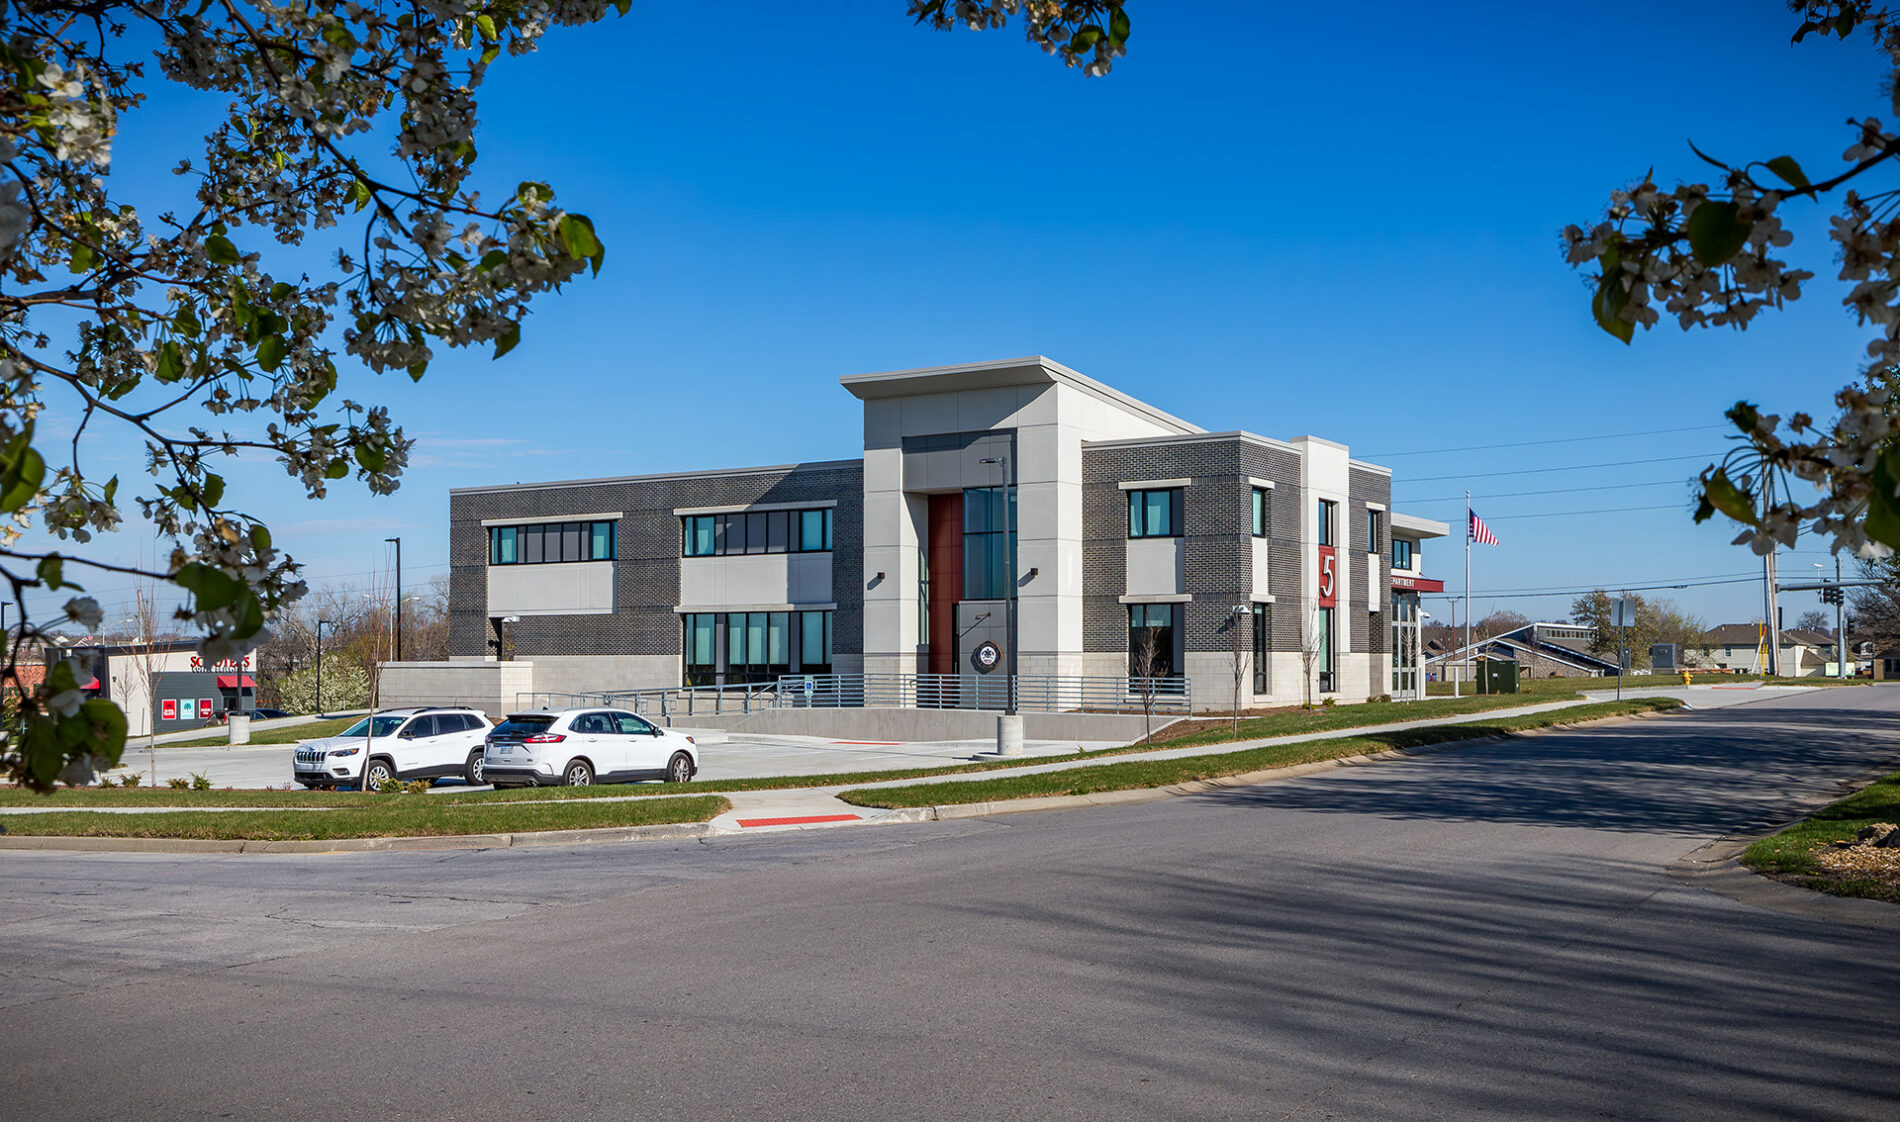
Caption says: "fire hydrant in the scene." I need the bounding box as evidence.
[1680,671,1692,687]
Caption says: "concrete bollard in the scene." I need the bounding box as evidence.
[996,713,1024,757]
[227,713,251,746]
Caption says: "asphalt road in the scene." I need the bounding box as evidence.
[5,689,1900,1119]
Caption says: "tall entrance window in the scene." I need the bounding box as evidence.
[1317,499,1336,546]
[1128,604,1178,678]
[684,614,718,687]
[1390,592,1418,697]
[1252,603,1270,693]
[1318,606,1336,692]
[963,486,1015,600]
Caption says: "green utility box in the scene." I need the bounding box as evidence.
[1476,659,1520,695]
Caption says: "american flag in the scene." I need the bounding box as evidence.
[1469,510,1499,546]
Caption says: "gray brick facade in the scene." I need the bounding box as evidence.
[449,461,863,671]
[1350,465,1393,657]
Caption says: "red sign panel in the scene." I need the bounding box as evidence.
[1391,574,1445,593]
[1317,545,1337,608]
[161,699,176,721]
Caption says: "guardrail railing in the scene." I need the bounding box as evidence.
[769,673,1192,715]
[513,681,781,723]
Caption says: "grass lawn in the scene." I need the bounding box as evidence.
[1425,673,1869,697]
[150,716,360,749]
[839,698,1683,809]
[11,691,1590,809]
[0,794,730,841]
[1741,770,1900,904]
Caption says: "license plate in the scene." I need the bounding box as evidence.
[494,745,512,753]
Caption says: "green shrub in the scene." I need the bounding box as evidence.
[166,776,189,789]
[189,771,212,791]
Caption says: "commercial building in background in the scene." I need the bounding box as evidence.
[53,641,257,737]
[441,357,1448,710]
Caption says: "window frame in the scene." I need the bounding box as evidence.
[1317,499,1337,547]
[1366,509,1382,554]
[681,508,835,557]
[488,520,618,566]
[1127,488,1184,539]
[1251,488,1270,538]
[1391,537,1414,571]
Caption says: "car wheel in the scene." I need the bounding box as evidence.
[465,751,486,786]
[363,758,396,791]
[563,759,594,787]
[664,752,694,784]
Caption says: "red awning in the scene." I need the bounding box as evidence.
[1391,575,1445,593]
[81,677,100,690]
[215,674,256,689]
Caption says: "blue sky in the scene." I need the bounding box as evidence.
[33,1,1887,632]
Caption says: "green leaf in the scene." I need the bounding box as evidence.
[481,43,501,65]
[68,242,96,275]
[37,555,63,591]
[205,234,241,266]
[250,524,271,552]
[78,698,128,767]
[493,322,521,359]
[476,14,497,42]
[103,475,118,505]
[478,249,508,273]
[0,424,46,513]
[232,591,266,640]
[174,562,244,611]
[557,214,605,274]
[155,340,185,383]
[406,360,428,382]
[325,458,350,480]
[173,305,202,339]
[1725,401,1761,434]
[256,334,287,373]
[352,179,372,212]
[200,472,225,509]
[1590,273,1633,344]
[1685,200,1752,267]
[1109,7,1131,45]
[1699,467,1759,527]
[1069,26,1101,53]
[354,443,387,474]
[1764,155,1810,190]
[1865,444,1900,550]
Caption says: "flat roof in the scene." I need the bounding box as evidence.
[841,356,1203,436]
[1391,512,1450,538]
[1085,429,1299,454]
[449,458,863,497]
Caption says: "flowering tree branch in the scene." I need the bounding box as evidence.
[1563,1,1900,561]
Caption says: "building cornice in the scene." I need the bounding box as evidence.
[840,356,1203,436]
[449,459,862,497]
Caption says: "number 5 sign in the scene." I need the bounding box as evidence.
[1317,545,1337,608]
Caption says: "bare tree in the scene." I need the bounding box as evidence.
[1130,625,1165,746]
[116,583,172,785]
[1299,604,1324,709]
[1225,604,1251,738]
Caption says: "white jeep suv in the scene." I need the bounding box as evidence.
[484,708,698,787]
[292,708,496,790]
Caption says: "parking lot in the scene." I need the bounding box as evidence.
[102,726,1128,790]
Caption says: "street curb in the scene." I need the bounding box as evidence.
[857,709,1684,823]
[0,706,1681,854]
[0,820,718,855]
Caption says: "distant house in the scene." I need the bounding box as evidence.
[1425,622,1622,681]
[1703,624,1840,677]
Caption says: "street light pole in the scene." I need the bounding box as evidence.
[385,536,402,662]
[315,618,331,716]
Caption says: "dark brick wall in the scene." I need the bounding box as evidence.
[1081,438,1303,659]
[1349,466,1393,657]
[448,462,864,665]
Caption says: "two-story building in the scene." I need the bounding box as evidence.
[441,357,1448,710]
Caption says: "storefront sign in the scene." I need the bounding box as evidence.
[1390,575,1444,592]
[188,655,252,671]
[161,699,176,721]
[1318,545,1337,608]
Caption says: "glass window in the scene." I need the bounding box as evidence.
[1366,510,1382,554]
[561,523,581,563]
[1128,604,1177,678]
[522,525,543,564]
[739,512,762,554]
[490,526,517,564]
[799,610,832,673]
[1318,607,1335,692]
[799,509,825,551]
[767,612,789,668]
[493,520,617,565]
[685,516,711,557]
[962,487,1015,599]
[1251,488,1269,538]
[1391,538,1414,570]
[401,716,437,738]
[592,521,615,560]
[1252,603,1270,693]
[767,510,790,553]
[1127,489,1182,538]
[1318,500,1336,547]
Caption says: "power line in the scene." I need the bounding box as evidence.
[1420,574,1765,601]
[1395,453,1719,484]
[1486,503,1687,521]
[1405,478,1691,504]
[1366,424,1727,458]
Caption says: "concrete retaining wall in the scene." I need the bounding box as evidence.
[379,660,537,719]
[666,706,1172,744]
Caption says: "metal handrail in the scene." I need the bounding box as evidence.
[770,673,1192,714]
[513,681,781,723]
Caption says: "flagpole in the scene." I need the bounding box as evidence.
[1462,491,1472,697]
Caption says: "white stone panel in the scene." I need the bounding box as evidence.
[677,553,833,609]
[487,561,614,617]
[1252,539,1272,597]
[1125,538,1185,596]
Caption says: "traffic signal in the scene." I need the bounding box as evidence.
[1821,585,1843,606]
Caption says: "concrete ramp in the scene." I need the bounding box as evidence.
[664,706,1171,744]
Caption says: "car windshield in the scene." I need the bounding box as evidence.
[493,716,557,738]
[338,715,407,738]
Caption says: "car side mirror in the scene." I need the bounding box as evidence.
[399,728,416,738]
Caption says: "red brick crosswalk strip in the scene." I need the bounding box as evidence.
[736,814,861,828]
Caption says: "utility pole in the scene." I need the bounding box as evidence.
[1836,554,1847,680]
[315,618,331,716]
[385,536,402,662]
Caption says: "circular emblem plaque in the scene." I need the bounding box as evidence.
[971,641,1003,674]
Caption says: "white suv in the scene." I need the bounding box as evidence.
[292,708,496,790]
[484,709,698,788]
